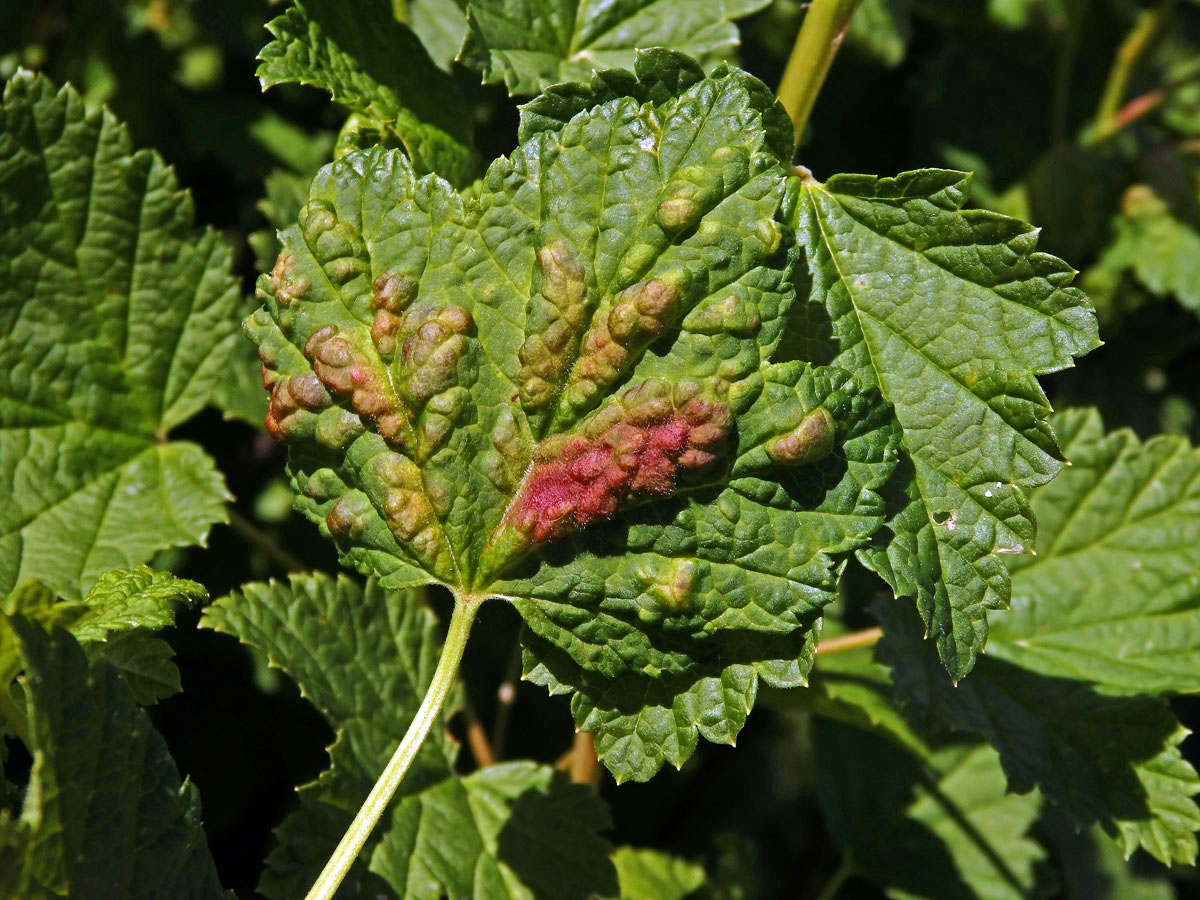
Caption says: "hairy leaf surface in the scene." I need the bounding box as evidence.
[461,0,770,94]
[0,73,233,600]
[203,574,616,899]
[791,168,1100,679]
[0,619,228,900]
[258,0,478,185]
[247,53,900,780]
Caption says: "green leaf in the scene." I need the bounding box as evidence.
[202,574,617,900]
[258,0,478,185]
[371,760,617,900]
[0,617,228,899]
[989,408,1200,694]
[791,168,1100,679]
[1,582,86,688]
[814,720,1044,900]
[75,566,206,641]
[2,568,204,707]
[845,0,912,68]
[203,574,458,799]
[75,566,208,703]
[247,53,902,780]
[1099,185,1200,314]
[605,847,705,900]
[1058,826,1174,900]
[0,72,234,601]
[410,0,470,70]
[460,0,771,95]
[800,641,929,759]
[876,601,1200,865]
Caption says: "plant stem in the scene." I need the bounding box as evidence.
[813,857,853,900]
[568,732,599,786]
[776,0,863,152]
[304,597,480,900]
[226,507,305,573]
[1092,0,1177,140]
[462,694,496,767]
[1100,58,1200,140]
[491,637,523,755]
[817,626,883,655]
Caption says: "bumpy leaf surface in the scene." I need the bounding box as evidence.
[0,73,233,600]
[877,601,1200,865]
[258,0,478,185]
[247,53,899,781]
[203,574,616,900]
[791,168,1099,679]
[814,720,1044,900]
[989,408,1200,693]
[461,0,770,94]
[0,619,228,899]
[1,568,204,707]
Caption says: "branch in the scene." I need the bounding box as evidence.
[226,507,306,573]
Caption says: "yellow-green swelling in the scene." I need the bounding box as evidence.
[303,597,479,900]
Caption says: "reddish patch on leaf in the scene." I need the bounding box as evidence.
[507,387,729,543]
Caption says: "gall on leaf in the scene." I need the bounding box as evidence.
[247,51,898,780]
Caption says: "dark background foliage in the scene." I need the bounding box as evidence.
[5,0,1200,896]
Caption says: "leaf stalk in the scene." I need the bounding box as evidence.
[817,626,883,655]
[304,596,480,900]
[776,0,864,152]
[1092,0,1177,140]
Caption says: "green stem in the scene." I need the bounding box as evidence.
[226,507,305,573]
[776,0,863,152]
[0,687,30,748]
[392,0,408,24]
[304,597,480,900]
[1092,0,1177,140]
[813,857,853,900]
[817,626,882,655]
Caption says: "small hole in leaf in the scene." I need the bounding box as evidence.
[932,511,952,525]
